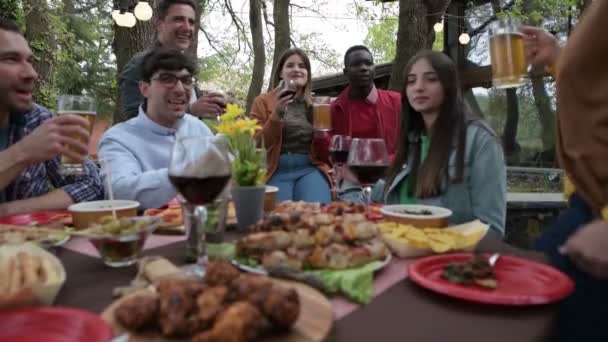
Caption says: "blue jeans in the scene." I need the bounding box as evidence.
[268,153,331,204]
[535,194,608,342]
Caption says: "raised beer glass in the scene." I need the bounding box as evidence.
[57,95,96,175]
[488,18,528,89]
[312,96,332,131]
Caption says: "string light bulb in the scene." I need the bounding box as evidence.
[111,10,121,22]
[433,19,444,33]
[123,12,137,27]
[134,1,153,21]
[459,32,470,45]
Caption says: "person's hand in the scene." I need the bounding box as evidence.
[189,91,227,119]
[13,114,90,165]
[561,219,608,279]
[272,89,294,120]
[520,26,562,68]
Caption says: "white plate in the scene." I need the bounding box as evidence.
[380,204,453,220]
[232,253,392,276]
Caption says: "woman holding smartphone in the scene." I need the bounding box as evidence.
[249,48,332,203]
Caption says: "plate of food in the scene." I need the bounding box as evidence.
[234,209,391,275]
[381,204,452,228]
[0,243,66,309]
[0,224,70,249]
[0,211,72,227]
[408,253,575,305]
[378,220,489,258]
[101,260,333,342]
[143,204,184,234]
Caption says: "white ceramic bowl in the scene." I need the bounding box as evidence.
[380,204,453,228]
[68,200,140,229]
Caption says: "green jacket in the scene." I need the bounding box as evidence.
[339,121,507,237]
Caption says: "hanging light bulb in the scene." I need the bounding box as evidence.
[459,32,470,45]
[114,12,129,27]
[433,19,444,33]
[111,10,121,23]
[123,12,137,27]
[134,1,153,21]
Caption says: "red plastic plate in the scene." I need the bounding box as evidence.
[0,307,113,342]
[0,210,71,226]
[408,253,574,305]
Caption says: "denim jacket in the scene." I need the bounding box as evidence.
[339,121,507,237]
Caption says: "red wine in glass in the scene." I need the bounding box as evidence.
[330,150,349,164]
[348,164,388,185]
[169,174,231,205]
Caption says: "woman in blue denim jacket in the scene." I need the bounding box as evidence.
[340,50,506,237]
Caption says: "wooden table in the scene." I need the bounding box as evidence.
[52,235,558,342]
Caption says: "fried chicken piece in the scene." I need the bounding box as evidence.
[261,286,300,330]
[204,260,241,287]
[192,302,268,342]
[115,294,159,331]
[197,286,228,324]
[157,279,197,337]
[261,250,303,271]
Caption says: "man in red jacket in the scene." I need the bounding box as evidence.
[330,45,401,159]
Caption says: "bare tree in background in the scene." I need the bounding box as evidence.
[268,0,290,91]
[388,0,451,90]
[246,0,265,112]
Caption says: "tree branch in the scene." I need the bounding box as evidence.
[469,0,516,37]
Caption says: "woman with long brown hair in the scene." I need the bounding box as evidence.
[341,50,506,237]
[249,48,332,203]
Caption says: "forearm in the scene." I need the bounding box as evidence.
[0,144,30,190]
[0,189,74,216]
[112,168,177,209]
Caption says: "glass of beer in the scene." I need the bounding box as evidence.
[488,18,527,89]
[312,96,331,131]
[57,95,96,175]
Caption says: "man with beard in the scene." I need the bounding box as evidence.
[119,0,226,121]
[99,48,213,209]
[0,19,103,216]
[330,45,401,158]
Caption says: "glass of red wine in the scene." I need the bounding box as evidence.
[329,135,352,184]
[169,135,232,274]
[347,138,389,204]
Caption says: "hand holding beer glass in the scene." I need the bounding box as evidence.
[489,18,528,89]
[57,95,96,175]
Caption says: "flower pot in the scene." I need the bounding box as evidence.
[231,185,265,231]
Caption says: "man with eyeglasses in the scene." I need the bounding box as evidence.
[119,0,226,121]
[99,48,213,209]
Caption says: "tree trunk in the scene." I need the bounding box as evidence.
[188,0,206,57]
[246,0,265,113]
[389,0,450,90]
[522,0,555,154]
[23,0,56,109]
[503,88,520,164]
[112,1,157,123]
[268,0,290,91]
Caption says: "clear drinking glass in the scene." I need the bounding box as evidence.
[169,136,232,273]
[329,135,352,184]
[312,96,332,131]
[57,95,96,175]
[347,138,389,204]
[488,17,528,89]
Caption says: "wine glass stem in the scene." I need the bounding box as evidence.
[363,186,372,205]
[183,203,207,265]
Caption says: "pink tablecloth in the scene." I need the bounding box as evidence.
[64,233,410,320]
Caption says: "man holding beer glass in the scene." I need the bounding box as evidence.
[119,0,227,121]
[518,1,608,340]
[0,19,103,216]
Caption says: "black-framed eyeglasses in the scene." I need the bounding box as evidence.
[151,73,194,88]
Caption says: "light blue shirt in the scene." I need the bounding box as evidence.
[98,108,213,209]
